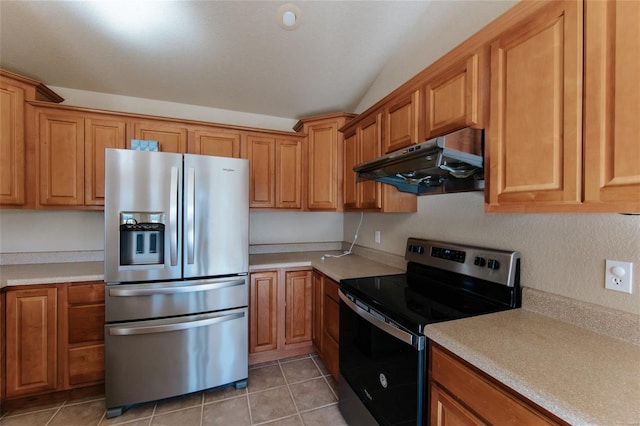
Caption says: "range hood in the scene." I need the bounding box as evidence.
[354,127,484,195]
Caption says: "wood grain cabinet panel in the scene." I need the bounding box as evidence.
[322,277,340,381]
[358,114,382,210]
[5,287,58,398]
[132,121,188,153]
[84,116,127,206]
[430,383,485,426]
[275,139,303,209]
[583,0,640,212]
[426,53,480,138]
[384,90,420,153]
[311,271,324,353]
[487,1,582,209]
[247,136,276,208]
[0,81,25,206]
[284,270,312,345]
[191,129,241,158]
[343,131,358,210]
[249,271,278,353]
[38,110,85,206]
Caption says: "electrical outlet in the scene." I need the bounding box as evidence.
[375,230,381,244]
[605,260,633,293]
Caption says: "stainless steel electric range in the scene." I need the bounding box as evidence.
[338,238,521,425]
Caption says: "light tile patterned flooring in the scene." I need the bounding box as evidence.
[0,354,347,426]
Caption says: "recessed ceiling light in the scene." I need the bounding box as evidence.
[277,4,301,31]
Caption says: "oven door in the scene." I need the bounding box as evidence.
[338,290,426,426]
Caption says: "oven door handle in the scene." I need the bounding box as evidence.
[339,290,424,350]
[108,311,245,336]
[108,278,246,297]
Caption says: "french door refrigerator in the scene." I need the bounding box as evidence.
[103,148,249,418]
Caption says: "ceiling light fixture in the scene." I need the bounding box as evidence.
[277,4,301,31]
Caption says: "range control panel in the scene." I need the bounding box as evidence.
[406,238,520,287]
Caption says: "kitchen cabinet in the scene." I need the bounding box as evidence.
[248,268,314,365]
[311,271,323,354]
[36,106,127,208]
[59,282,105,389]
[1,70,63,208]
[321,274,340,381]
[132,120,188,153]
[429,342,566,425]
[486,1,583,211]
[583,0,640,212]
[190,128,241,158]
[294,113,356,211]
[425,52,482,138]
[5,287,58,399]
[343,114,416,212]
[384,90,420,153]
[246,134,304,209]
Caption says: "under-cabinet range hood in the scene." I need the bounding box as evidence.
[354,127,484,195]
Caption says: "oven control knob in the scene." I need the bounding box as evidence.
[487,259,500,270]
[474,256,486,267]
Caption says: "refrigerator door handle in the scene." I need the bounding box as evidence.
[108,311,245,336]
[108,278,246,297]
[169,166,179,266]
[186,167,195,264]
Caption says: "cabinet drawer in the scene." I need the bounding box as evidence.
[323,278,339,303]
[69,305,105,343]
[430,344,562,425]
[68,283,105,304]
[68,344,104,385]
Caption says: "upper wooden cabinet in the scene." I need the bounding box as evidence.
[343,130,359,210]
[358,114,383,210]
[487,1,583,211]
[384,90,420,153]
[35,106,127,208]
[190,128,241,158]
[0,79,26,206]
[295,113,356,211]
[132,120,188,153]
[247,134,304,210]
[583,0,640,212]
[426,52,481,139]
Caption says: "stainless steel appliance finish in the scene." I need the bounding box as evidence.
[104,149,249,418]
[338,238,521,425]
[353,127,484,195]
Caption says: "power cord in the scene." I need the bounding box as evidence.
[322,212,364,260]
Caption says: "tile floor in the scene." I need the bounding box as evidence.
[0,354,347,426]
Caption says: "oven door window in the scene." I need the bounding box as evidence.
[339,300,425,426]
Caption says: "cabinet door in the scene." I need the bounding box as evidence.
[312,272,324,352]
[84,116,127,205]
[38,110,85,206]
[322,277,340,380]
[343,131,358,210]
[430,384,486,426]
[308,121,340,210]
[487,1,582,210]
[583,0,640,212]
[0,81,25,205]
[426,54,480,138]
[6,287,58,398]
[384,90,420,153]
[247,136,275,208]
[192,129,241,158]
[249,271,278,353]
[284,270,312,345]
[132,121,188,153]
[275,138,303,209]
[358,115,382,210]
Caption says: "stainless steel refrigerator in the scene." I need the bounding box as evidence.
[103,148,249,418]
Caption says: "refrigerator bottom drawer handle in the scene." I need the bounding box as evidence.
[109,311,245,336]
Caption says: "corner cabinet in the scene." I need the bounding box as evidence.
[248,268,314,364]
[311,271,340,381]
[429,343,567,425]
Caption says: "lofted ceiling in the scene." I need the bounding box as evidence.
[1,1,507,120]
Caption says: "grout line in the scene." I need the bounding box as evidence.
[322,374,338,401]
[278,359,302,422]
[297,401,339,415]
[252,413,301,426]
[246,394,254,426]
[44,403,65,426]
[199,391,204,426]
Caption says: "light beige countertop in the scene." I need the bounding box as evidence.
[249,251,405,282]
[0,261,104,287]
[424,308,640,425]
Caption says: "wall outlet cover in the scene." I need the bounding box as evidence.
[605,260,633,294]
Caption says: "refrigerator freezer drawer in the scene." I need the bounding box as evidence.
[105,276,248,322]
[105,307,248,411]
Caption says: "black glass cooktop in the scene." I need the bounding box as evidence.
[340,264,512,334]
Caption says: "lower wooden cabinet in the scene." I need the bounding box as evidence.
[429,342,567,425]
[2,282,105,406]
[312,271,340,381]
[248,268,314,364]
